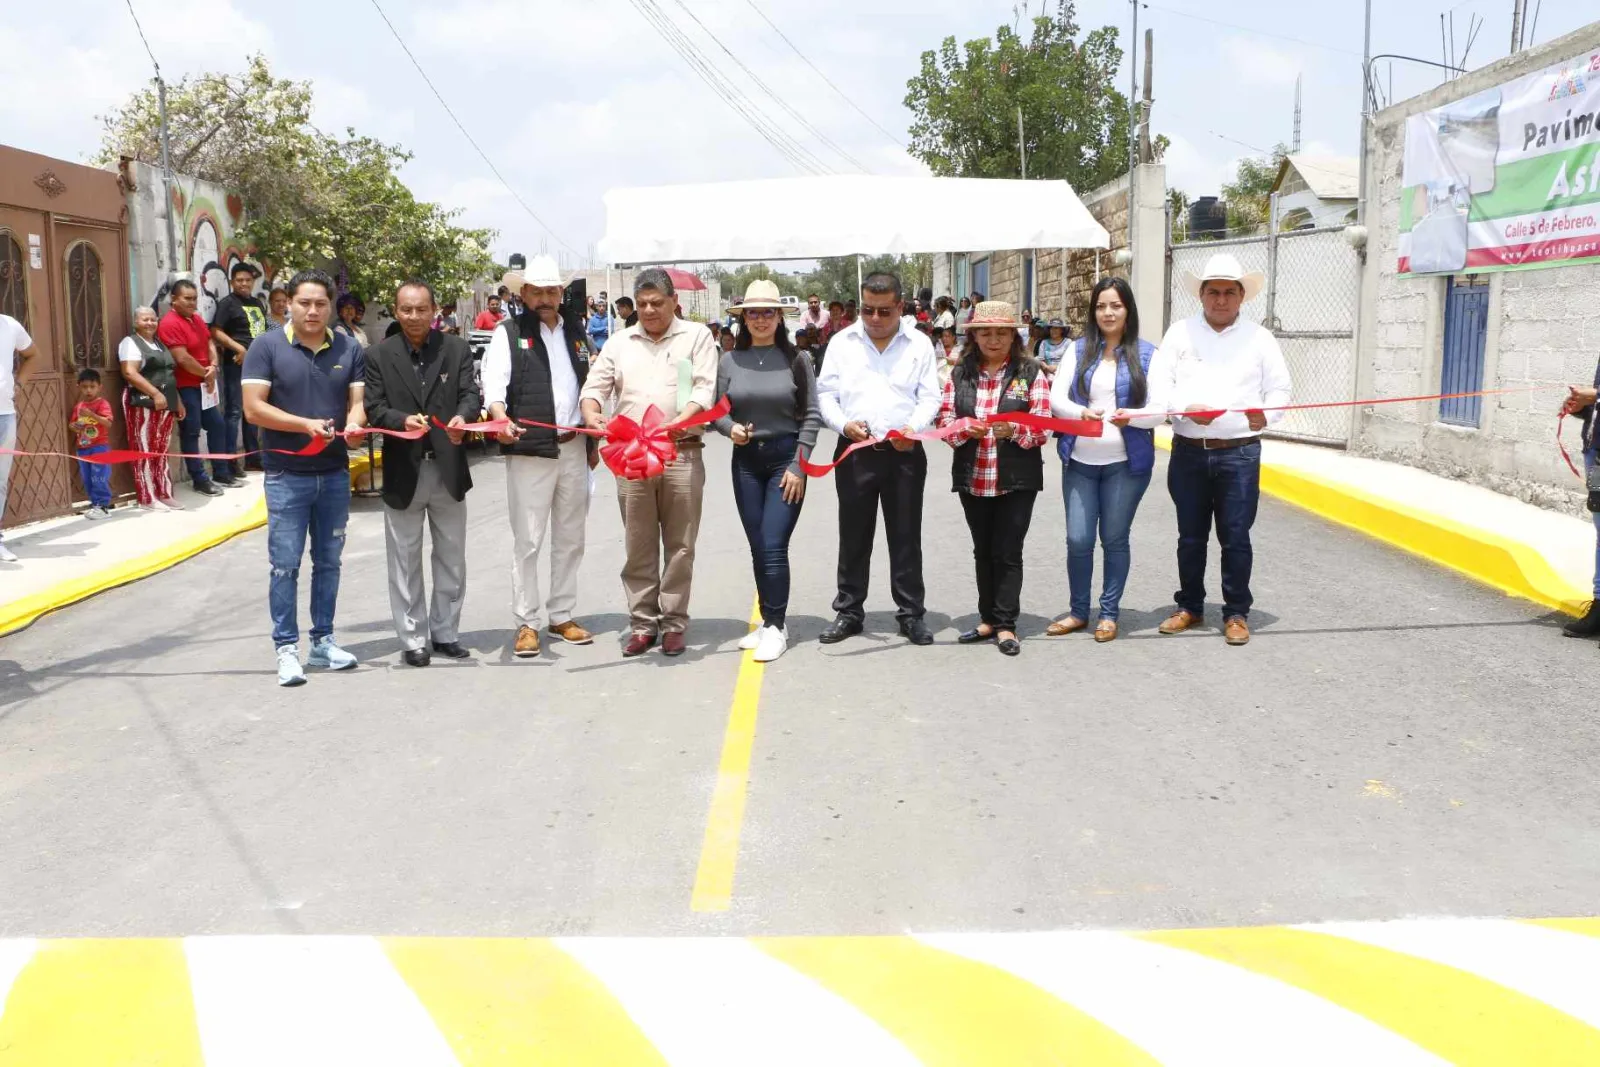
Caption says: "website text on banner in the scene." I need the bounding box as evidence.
[1400,47,1600,275]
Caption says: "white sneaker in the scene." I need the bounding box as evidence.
[307,635,358,671]
[0,543,16,563]
[738,626,763,651]
[85,507,108,520]
[276,644,306,687]
[160,497,185,511]
[753,625,788,663]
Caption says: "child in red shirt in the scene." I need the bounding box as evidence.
[71,368,114,517]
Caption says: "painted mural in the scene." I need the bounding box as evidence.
[126,161,268,323]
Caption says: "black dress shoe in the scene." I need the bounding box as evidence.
[431,641,471,659]
[403,648,431,667]
[194,481,224,497]
[997,636,1022,657]
[899,617,934,645]
[213,474,241,488]
[818,617,864,644]
[957,627,995,644]
[1564,601,1600,637]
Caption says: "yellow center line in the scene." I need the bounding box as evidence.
[690,597,766,912]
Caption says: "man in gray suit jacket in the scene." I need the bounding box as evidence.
[363,280,482,666]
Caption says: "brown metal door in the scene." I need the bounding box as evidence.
[0,206,70,526]
[53,218,132,503]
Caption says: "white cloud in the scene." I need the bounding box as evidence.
[1161,133,1236,198]
[1219,36,1308,86]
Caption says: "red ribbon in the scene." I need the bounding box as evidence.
[796,412,1105,478]
[0,436,335,465]
[511,397,732,481]
[1558,411,1584,479]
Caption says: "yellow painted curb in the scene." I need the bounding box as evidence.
[1156,436,1589,616]
[0,495,268,638]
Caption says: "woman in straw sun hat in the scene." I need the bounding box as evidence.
[713,279,823,664]
[935,300,1053,657]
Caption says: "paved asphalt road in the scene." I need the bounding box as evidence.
[0,437,1593,939]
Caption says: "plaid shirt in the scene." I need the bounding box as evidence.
[936,366,1053,497]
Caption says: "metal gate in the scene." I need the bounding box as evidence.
[1440,276,1489,427]
[1168,220,1360,445]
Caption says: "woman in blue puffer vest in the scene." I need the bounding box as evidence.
[1045,277,1169,642]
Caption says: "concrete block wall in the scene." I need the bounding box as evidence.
[1354,21,1600,512]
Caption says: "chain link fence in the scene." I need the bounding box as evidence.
[1169,224,1360,445]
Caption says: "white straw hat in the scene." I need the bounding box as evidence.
[1181,253,1265,302]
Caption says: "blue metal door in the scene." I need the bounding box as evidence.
[1439,277,1488,427]
[972,258,990,300]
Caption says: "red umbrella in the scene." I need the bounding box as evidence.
[662,268,707,292]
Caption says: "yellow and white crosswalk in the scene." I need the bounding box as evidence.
[0,919,1597,1064]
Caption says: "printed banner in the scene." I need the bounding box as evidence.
[1398,47,1600,275]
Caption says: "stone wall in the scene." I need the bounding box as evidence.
[1353,22,1600,511]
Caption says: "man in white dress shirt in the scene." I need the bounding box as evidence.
[1150,253,1292,646]
[483,257,598,659]
[815,271,943,646]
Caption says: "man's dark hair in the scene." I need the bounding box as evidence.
[828,299,843,311]
[487,293,502,304]
[442,301,457,312]
[285,269,335,301]
[971,290,985,301]
[615,296,634,310]
[230,261,259,278]
[170,278,198,299]
[807,292,820,300]
[76,367,101,384]
[497,286,510,297]
[861,271,903,301]
[634,267,676,298]
[395,278,436,307]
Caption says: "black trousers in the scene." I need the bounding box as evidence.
[958,490,1037,631]
[833,440,926,623]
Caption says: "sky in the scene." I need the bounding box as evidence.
[1,0,1594,268]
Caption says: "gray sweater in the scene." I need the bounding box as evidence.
[712,345,823,475]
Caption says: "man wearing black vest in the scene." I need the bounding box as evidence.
[363,280,481,667]
[484,257,598,658]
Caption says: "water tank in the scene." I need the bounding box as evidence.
[1188,196,1226,239]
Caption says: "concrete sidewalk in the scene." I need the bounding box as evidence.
[1158,428,1595,616]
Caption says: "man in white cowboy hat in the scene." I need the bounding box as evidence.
[1150,252,1292,646]
[580,267,719,658]
[483,254,600,658]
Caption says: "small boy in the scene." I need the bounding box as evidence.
[71,368,114,519]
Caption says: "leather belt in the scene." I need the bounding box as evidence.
[555,431,578,444]
[676,438,705,450]
[1173,434,1260,451]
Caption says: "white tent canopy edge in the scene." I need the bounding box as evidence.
[596,175,1110,267]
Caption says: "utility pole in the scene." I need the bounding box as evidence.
[1356,0,1373,225]
[1128,0,1139,268]
[1509,0,1525,52]
[1017,106,1027,179]
[156,72,178,277]
[1292,74,1303,154]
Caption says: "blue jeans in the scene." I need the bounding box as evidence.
[1588,452,1600,597]
[1167,439,1262,619]
[1064,459,1151,621]
[77,445,112,508]
[265,469,350,646]
[731,434,803,628]
[0,412,14,540]
[177,385,231,485]
[221,359,258,464]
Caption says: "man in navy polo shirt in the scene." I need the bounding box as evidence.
[242,268,368,686]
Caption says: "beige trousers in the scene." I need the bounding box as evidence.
[614,446,705,634]
[505,439,590,628]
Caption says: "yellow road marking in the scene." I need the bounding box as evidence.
[755,935,1159,1066]
[1141,926,1600,1065]
[385,938,665,1065]
[1525,918,1600,939]
[690,598,766,912]
[0,938,204,1063]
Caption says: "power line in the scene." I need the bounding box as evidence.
[122,0,161,72]
[742,0,908,148]
[667,0,869,172]
[1139,2,1363,58]
[628,0,833,175]
[366,0,581,257]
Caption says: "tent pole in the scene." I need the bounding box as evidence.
[856,254,863,297]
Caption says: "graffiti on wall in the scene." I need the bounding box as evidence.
[145,180,268,323]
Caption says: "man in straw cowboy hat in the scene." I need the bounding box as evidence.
[1150,252,1292,646]
[484,255,599,659]
[580,268,719,658]
[816,270,943,647]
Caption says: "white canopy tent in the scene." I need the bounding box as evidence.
[596,175,1110,267]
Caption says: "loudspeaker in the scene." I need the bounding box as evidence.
[562,277,587,325]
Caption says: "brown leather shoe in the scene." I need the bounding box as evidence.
[661,631,687,657]
[1158,610,1201,635]
[513,625,541,658]
[623,632,657,657]
[548,620,594,645]
[1045,615,1087,636]
[1224,617,1250,645]
[1093,619,1118,643]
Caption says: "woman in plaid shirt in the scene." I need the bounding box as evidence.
[935,301,1053,657]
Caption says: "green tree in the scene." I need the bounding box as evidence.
[1220,144,1289,236]
[713,263,805,301]
[903,0,1129,191]
[804,255,933,303]
[95,55,495,301]
[1168,187,1191,242]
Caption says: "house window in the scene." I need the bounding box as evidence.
[64,240,107,368]
[0,230,26,330]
